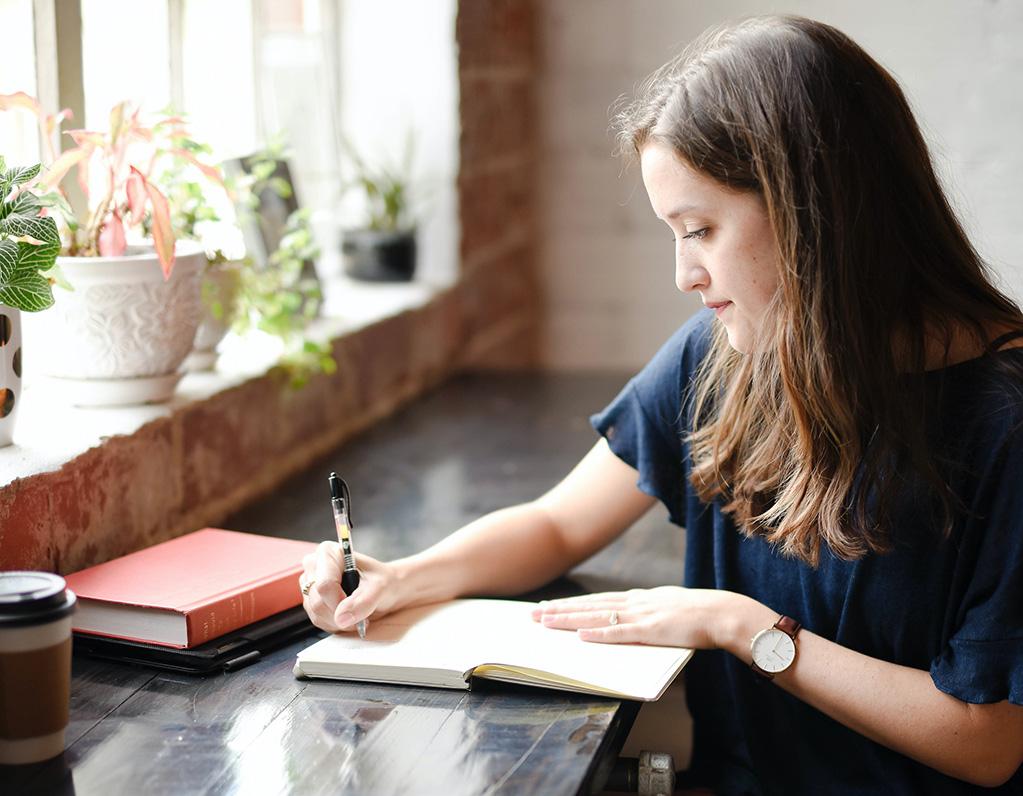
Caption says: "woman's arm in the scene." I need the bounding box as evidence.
[720,595,1023,788]
[537,589,1023,787]
[302,439,656,631]
[388,438,657,606]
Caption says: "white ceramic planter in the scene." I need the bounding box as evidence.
[30,242,205,406]
[0,305,22,446]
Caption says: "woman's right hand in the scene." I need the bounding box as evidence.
[300,542,401,634]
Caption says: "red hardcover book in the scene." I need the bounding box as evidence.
[65,528,317,649]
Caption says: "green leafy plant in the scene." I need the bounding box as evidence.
[0,156,64,311]
[239,138,295,212]
[231,208,334,387]
[157,145,224,246]
[341,135,415,232]
[138,125,331,387]
[0,93,223,279]
[147,108,233,253]
[229,142,335,388]
[144,110,241,330]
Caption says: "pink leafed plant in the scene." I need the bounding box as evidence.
[0,94,223,279]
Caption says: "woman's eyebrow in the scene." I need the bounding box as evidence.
[664,203,702,220]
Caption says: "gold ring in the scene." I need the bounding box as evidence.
[301,578,313,596]
[609,610,619,626]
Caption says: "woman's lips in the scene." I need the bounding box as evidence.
[706,301,732,316]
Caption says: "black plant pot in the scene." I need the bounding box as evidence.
[341,228,417,282]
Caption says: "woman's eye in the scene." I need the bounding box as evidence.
[682,228,709,240]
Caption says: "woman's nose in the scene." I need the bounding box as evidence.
[676,254,709,293]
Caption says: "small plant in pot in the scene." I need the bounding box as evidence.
[0,156,62,446]
[0,94,218,406]
[339,136,417,282]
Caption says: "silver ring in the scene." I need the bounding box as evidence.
[301,578,313,596]
[609,610,619,626]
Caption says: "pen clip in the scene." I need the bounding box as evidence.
[330,472,354,527]
[340,477,353,527]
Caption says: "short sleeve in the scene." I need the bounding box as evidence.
[589,310,714,528]
[930,427,1023,705]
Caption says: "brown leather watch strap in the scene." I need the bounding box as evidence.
[775,615,801,639]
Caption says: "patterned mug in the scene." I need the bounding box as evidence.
[0,305,21,447]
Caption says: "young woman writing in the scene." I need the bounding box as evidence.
[301,15,1023,793]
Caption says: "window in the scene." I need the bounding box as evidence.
[0,0,40,165]
[81,0,172,126]
[181,0,258,160]
[2,0,459,462]
[251,0,341,210]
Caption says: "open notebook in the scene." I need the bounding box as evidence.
[293,599,693,701]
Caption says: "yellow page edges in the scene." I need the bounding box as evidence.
[471,664,626,698]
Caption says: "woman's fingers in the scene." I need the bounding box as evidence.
[539,609,629,630]
[577,622,644,644]
[299,552,316,598]
[313,541,343,600]
[334,578,378,629]
[543,591,630,607]
[300,547,394,635]
[301,542,344,632]
[532,586,708,648]
[537,604,649,643]
[531,597,628,621]
[333,557,393,631]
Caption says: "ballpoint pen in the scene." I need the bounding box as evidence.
[329,472,367,639]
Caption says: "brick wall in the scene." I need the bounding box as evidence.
[454,0,541,368]
[0,305,463,573]
[0,0,543,573]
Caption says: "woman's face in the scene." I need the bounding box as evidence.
[640,140,781,353]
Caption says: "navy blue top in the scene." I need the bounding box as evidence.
[590,309,1023,794]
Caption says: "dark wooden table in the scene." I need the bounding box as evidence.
[10,373,687,796]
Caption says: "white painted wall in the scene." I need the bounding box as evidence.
[537,0,1023,370]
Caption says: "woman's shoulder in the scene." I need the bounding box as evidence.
[978,352,1023,462]
[945,348,1023,432]
[928,349,1023,482]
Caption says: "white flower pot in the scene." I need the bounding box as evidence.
[0,305,22,446]
[29,242,205,406]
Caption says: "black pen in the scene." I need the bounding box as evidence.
[329,472,367,639]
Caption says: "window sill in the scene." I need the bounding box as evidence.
[0,240,542,575]
[0,275,442,489]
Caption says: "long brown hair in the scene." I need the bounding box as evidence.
[613,15,1023,565]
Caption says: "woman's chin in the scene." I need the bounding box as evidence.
[722,323,750,354]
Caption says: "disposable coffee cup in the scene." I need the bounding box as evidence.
[0,572,77,765]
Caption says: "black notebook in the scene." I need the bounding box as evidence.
[73,605,320,674]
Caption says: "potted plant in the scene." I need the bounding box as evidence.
[0,156,62,445]
[228,144,334,388]
[339,136,418,282]
[1,94,215,406]
[161,136,334,385]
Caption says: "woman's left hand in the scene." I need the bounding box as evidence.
[531,586,743,649]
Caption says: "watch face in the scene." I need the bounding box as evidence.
[751,628,796,673]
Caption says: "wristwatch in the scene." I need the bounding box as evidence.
[750,615,801,680]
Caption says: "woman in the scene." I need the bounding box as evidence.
[302,16,1023,793]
